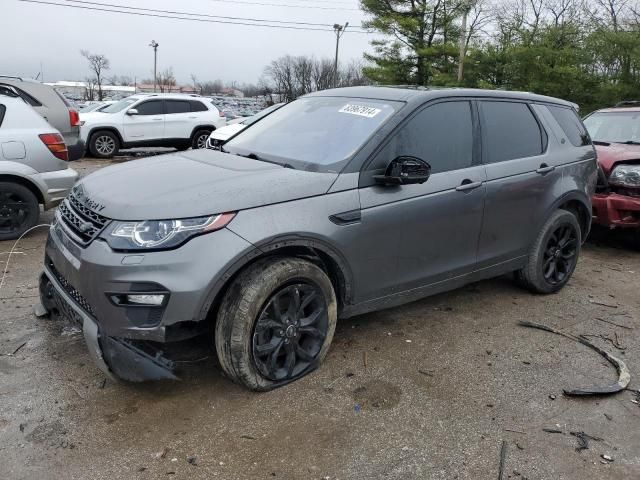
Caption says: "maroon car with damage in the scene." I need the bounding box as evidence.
[584,103,640,231]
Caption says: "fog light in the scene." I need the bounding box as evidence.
[126,294,166,306]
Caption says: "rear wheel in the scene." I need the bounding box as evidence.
[0,182,39,241]
[191,129,212,150]
[215,257,337,391]
[516,210,581,293]
[89,130,119,158]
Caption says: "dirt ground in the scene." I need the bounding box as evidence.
[1,156,640,480]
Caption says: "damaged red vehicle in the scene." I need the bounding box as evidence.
[584,103,640,232]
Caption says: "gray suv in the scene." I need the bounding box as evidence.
[39,87,597,390]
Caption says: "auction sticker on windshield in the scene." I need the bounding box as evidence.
[339,104,382,118]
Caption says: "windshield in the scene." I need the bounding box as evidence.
[101,97,138,114]
[224,97,398,172]
[584,111,640,144]
[243,103,284,127]
[80,103,102,113]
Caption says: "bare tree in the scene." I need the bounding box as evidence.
[156,68,176,93]
[80,50,110,100]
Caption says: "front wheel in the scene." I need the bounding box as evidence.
[89,130,119,158]
[516,209,582,294]
[215,257,337,391]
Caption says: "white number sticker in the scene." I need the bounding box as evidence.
[339,104,382,118]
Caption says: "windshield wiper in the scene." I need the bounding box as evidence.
[618,140,640,145]
[593,140,611,146]
[240,153,295,169]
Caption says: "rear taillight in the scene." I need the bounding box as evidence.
[39,133,69,161]
[69,109,80,127]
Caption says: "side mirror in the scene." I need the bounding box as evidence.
[126,108,139,116]
[373,156,431,186]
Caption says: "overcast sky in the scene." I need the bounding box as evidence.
[2,0,375,85]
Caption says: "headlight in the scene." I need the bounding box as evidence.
[609,164,640,188]
[102,213,236,251]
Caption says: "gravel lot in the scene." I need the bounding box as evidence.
[1,155,640,479]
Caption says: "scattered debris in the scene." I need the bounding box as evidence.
[604,413,613,421]
[519,321,631,395]
[19,423,25,432]
[504,429,526,435]
[589,299,618,308]
[137,467,147,472]
[187,457,198,466]
[570,431,603,452]
[9,342,26,356]
[515,442,525,451]
[345,372,355,378]
[601,454,614,462]
[362,351,368,368]
[594,317,633,330]
[417,369,434,377]
[549,394,556,400]
[405,339,412,343]
[98,378,107,389]
[581,333,626,351]
[486,349,492,355]
[240,434,256,440]
[155,447,168,459]
[543,428,563,434]
[498,440,507,480]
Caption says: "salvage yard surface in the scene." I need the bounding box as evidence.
[1,157,640,479]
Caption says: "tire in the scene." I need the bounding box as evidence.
[89,130,119,158]
[191,129,212,150]
[516,209,582,294]
[0,182,39,241]
[215,257,337,391]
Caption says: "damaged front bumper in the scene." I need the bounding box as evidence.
[39,271,178,382]
[592,192,640,228]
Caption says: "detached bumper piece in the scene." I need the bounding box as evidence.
[592,192,640,228]
[39,272,178,382]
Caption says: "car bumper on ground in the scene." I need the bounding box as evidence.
[38,219,256,379]
[592,192,640,228]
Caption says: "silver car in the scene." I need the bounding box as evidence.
[0,95,78,240]
[39,87,597,390]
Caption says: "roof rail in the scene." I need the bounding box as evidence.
[614,100,640,108]
[0,75,24,81]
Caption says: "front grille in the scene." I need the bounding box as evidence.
[46,256,96,317]
[57,190,109,246]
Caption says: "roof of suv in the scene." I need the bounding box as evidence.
[306,86,575,108]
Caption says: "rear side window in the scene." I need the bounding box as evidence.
[547,105,591,146]
[372,101,474,174]
[165,100,190,114]
[189,100,208,112]
[136,100,163,115]
[481,101,544,163]
[0,104,6,127]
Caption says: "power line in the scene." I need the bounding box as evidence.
[205,0,361,11]
[61,0,363,28]
[18,0,373,32]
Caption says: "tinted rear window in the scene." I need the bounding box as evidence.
[481,101,544,163]
[190,100,208,112]
[547,105,590,146]
[165,100,190,114]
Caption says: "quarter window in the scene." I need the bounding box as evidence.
[372,101,474,174]
[165,100,191,114]
[189,100,208,112]
[135,100,163,115]
[547,105,591,146]
[481,101,544,163]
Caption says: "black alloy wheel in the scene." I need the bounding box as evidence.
[252,283,329,381]
[542,224,578,285]
[0,183,39,241]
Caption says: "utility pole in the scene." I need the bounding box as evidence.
[149,40,159,92]
[457,3,472,83]
[333,22,348,88]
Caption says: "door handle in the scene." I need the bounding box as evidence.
[188,116,197,119]
[456,180,483,192]
[536,164,556,174]
[153,118,163,121]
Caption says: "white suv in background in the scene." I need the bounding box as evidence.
[80,93,226,158]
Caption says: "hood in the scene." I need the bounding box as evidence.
[77,149,338,220]
[80,111,109,122]
[209,123,246,142]
[595,143,640,176]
